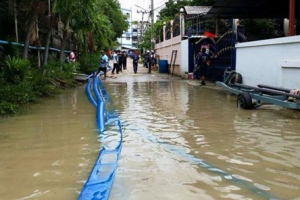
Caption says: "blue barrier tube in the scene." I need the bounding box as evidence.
[79,71,123,200]
[93,76,105,132]
[96,101,105,133]
[85,78,97,107]
[93,77,101,102]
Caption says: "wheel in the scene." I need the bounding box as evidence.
[237,92,253,109]
[229,72,243,84]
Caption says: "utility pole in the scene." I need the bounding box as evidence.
[137,10,147,45]
[149,0,154,74]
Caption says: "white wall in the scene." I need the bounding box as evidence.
[155,36,181,65]
[155,35,182,76]
[236,35,300,89]
[180,39,189,76]
[117,7,132,48]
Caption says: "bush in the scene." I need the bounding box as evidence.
[0,55,78,116]
[1,56,31,84]
[78,53,100,74]
[0,102,18,115]
[3,42,20,58]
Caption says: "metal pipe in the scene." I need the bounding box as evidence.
[149,0,154,74]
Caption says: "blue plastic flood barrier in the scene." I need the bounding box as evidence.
[80,73,122,200]
[158,59,168,73]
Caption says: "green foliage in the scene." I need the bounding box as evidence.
[77,53,100,74]
[53,0,128,53]
[240,19,276,40]
[2,56,31,84]
[43,60,74,79]
[0,102,18,115]
[98,0,128,41]
[158,0,191,20]
[141,19,166,49]
[3,42,20,58]
[0,56,77,116]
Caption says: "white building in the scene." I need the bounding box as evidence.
[117,7,133,49]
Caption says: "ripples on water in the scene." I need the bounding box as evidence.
[0,81,299,200]
[108,81,300,200]
[0,86,100,200]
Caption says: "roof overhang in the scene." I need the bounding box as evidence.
[184,6,212,20]
[205,0,300,19]
[122,45,138,50]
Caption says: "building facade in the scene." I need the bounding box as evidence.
[117,7,133,49]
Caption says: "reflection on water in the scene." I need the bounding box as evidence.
[1,81,300,200]
[0,85,99,200]
[108,81,300,200]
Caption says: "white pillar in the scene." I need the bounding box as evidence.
[180,8,185,38]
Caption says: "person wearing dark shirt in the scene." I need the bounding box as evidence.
[118,51,123,72]
[196,48,210,85]
[132,53,139,74]
[122,51,127,70]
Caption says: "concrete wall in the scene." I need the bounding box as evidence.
[155,35,182,75]
[155,18,183,76]
[180,39,189,76]
[236,35,300,89]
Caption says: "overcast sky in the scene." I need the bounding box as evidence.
[118,0,168,22]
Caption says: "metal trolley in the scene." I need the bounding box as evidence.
[216,71,300,110]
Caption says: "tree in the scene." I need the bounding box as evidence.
[158,0,191,20]
[43,4,58,66]
[21,0,47,59]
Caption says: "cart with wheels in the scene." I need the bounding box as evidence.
[216,71,300,110]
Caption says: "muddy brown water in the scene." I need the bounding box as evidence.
[1,79,300,200]
[0,86,100,200]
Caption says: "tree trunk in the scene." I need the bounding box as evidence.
[43,24,52,66]
[60,18,70,63]
[36,19,41,68]
[22,11,37,59]
[14,0,19,43]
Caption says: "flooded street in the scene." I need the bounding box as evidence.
[1,64,300,200]
[106,67,300,200]
[0,85,99,200]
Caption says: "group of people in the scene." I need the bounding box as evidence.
[95,49,140,79]
[111,50,128,74]
[95,47,212,85]
[143,50,157,71]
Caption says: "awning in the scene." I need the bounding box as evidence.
[184,6,212,20]
[121,45,139,50]
[205,0,300,19]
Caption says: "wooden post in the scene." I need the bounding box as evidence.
[289,0,295,36]
[215,17,220,38]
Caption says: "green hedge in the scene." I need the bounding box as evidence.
[0,55,77,116]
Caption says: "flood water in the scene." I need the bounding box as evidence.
[0,85,100,200]
[1,80,300,200]
[107,81,300,200]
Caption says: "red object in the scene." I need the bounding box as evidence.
[204,31,216,38]
[289,0,295,36]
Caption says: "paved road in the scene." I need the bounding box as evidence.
[105,58,183,83]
